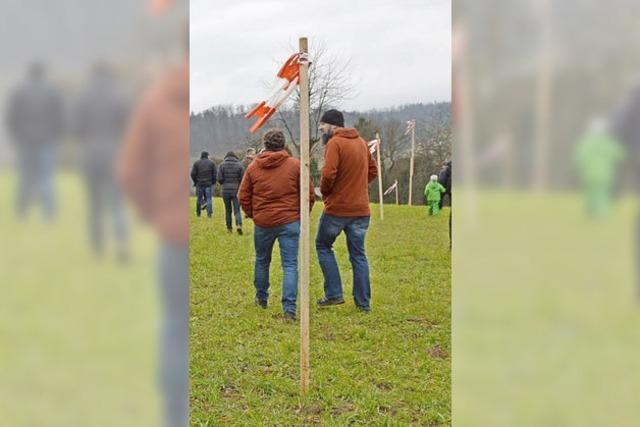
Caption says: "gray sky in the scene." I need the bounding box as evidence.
[190,0,450,113]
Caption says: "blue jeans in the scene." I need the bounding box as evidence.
[316,213,371,309]
[254,221,300,313]
[195,185,212,217]
[222,193,242,229]
[16,144,57,219]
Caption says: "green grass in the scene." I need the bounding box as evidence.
[453,190,640,426]
[0,172,160,427]
[190,198,451,426]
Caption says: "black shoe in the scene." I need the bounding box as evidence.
[356,306,371,313]
[227,228,233,234]
[237,227,243,235]
[317,296,345,307]
[255,298,267,309]
[284,311,296,321]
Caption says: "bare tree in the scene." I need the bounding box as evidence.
[274,41,355,155]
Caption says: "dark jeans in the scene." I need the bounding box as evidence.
[195,185,212,217]
[85,169,128,256]
[315,213,371,309]
[254,221,300,313]
[16,144,57,219]
[222,193,242,229]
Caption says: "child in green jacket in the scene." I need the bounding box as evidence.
[424,175,446,216]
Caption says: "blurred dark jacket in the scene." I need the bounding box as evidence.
[217,153,244,196]
[75,73,129,172]
[191,157,217,187]
[6,77,64,147]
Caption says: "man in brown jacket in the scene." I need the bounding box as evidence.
[316,109,378,312]
[238,129,315,321]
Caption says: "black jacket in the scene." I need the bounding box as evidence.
[191,158,217,187]
[438,162,452,196]
[217,154,244,195]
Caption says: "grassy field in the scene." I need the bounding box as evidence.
[0,172,159,426]
[190,198,452,426]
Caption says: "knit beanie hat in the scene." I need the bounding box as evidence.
[263,128,286,151]
[320,109,344,127]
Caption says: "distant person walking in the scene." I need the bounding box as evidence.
[424,174,446,216]
[190,151,216,218]
[5,62,64,220]
[238,129,315,320]
[217,151,244,234]
[316,109,378,313]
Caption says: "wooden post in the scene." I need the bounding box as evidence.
[375,132,384,220]
[298,37,311,396]
[408,123,415,206]
[395,182,399,205]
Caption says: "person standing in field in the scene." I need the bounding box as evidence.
[424,174,446,216]
[315,109,378,313]
[242,147,256,169]
[217,151,244,234]
[190,151,216,218]
[238,129,315,321]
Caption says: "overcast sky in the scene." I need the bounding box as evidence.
[190,0,450,113]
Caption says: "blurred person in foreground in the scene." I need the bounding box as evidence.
[5,61,64,220]
[238,129,315,321]
[316,109,378,313]
[217,150,244,234]
[117,57,189,427]
[612,84,640,301]
[74,62,130,260]
[575,117,624,219]
[190,151,216,218]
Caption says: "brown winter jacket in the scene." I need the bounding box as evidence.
[320,128,378,217]
[238,150,315,228]
[117,61,189,245]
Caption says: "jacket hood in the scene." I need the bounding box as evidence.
[255,150,290,169]
[224,153,240,161]
[332,127,360,140]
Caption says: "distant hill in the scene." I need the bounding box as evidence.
[189,102,451,158]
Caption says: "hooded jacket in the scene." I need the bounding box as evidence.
[217,153,244,195]
[320,128,378,217]
[238,150,315,228]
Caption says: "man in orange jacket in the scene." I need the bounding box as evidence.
[316,109,378,312]
[238,129,315,320]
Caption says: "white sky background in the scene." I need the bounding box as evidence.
[190,0,451,113]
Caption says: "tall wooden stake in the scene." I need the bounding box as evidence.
[408,124,415,206]
[298,37,311,396]
[375,133,384,220]
[395,183,399,205]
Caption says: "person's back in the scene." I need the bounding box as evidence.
[192,156,216,187]
[240,151,305,228]
[218,152,244,195]
[320,128,377,216]
[217,152,244,233]
[238,129,314,320]
[425,180,446,202]
[7,68,63,148]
